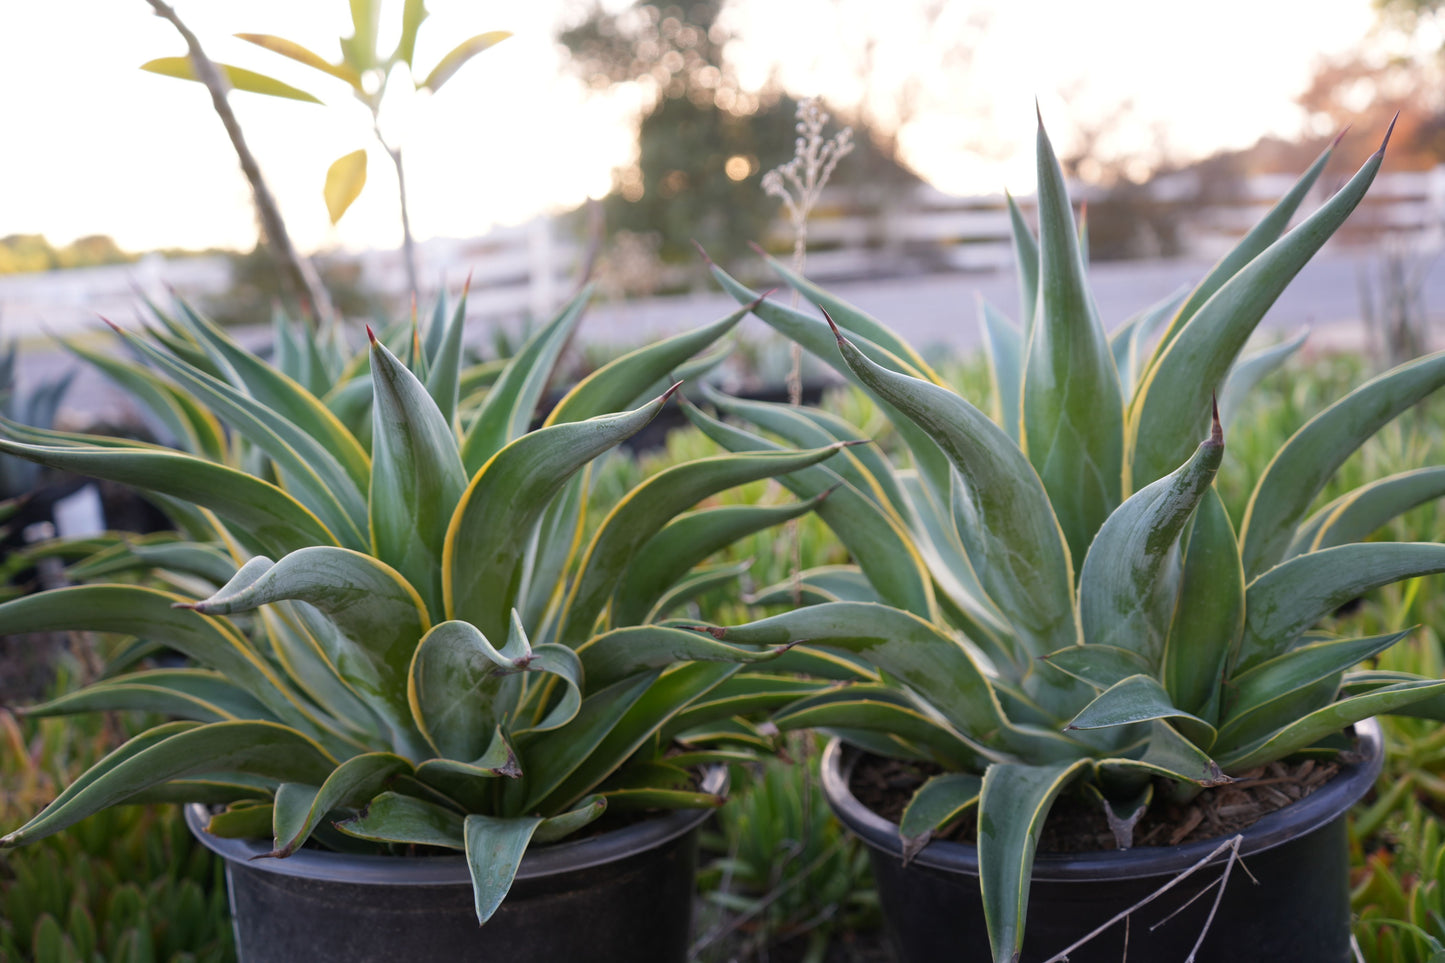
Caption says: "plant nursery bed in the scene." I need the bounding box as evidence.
[849,751,1345,852]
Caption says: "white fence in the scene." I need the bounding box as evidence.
[7,165,1445,337]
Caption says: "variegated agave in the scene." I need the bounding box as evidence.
[688,117,1445,962]
[0,289,846,922]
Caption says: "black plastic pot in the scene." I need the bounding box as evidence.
[821,721,1383,963]
[185,768,724,962]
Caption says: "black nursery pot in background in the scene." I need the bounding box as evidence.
[820,721,1383,963]
[186,769,725,963]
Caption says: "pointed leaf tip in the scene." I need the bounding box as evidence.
[463,269,474,294]
[661,380,684,402]
[1382,113,1399,152]
[365,324,377,344]
[748,240,767,258]
[1209,394,1223,446]
[691,239,714,265]
[1332,125,1351,150]
[99,316,120,332]
[819,307,845,343]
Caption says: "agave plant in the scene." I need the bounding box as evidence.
[685,117,1445,961]
[0,289,849,921]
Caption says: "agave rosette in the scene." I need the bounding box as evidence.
[0,289,846,921]
[691,117,1445,961]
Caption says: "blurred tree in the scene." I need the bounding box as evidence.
[0,235,137,275]
[558,1,919,278]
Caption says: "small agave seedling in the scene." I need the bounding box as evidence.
[0,288,848,922]
[687,116,1445,962]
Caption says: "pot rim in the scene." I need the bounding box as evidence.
[184,765,725,887]
[820,718,1383,882]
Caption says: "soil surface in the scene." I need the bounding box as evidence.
[849,749,1346,852]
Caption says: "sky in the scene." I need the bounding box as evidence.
[0,0,1385,256]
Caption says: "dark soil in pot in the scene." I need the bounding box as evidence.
[186,770,724,963]
[820,722,1383,963]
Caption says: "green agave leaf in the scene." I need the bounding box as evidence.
[1065,674,1215,748]
[611,499,823,625]
[773,688,985,769]
[65,538,236,585]
[463,811,545,924]
[60,337,226,458]
[558,444,845,644]
[516,662,736,815]
[516,470,587,638]
[546,301,751,426]
[1161,487,1243,720]
[446,388,673,642]
[1218,329,1309,429]
[1128,127,1389,489]
[1340,670,1445,720]
[0,432,334,556]
[977,759,1093,963]
[979,300,1024,441]
[746,564,882,607]
[1021,118,1125,567]
[2,721,336,848]
[140,57,322,103]
[1288,466,1445,559]
[333,791,465,849]
[679,402,936,631]
[369,333,468,618]
[1215,629,1411,750]
[414,737,522,811]
[234,33,362,88]
[185,546,432,759]
[112,323,369,549]
[1098,720,1227,787]
[1238,542,1445,670]
[663,672,844,736]
[424,287,469,426]
[1109,287,1187,401]
[1242,348,1445,575]
[753,246,944,383]
[1006,192,1039,341]
[420,30,512,92]
[0,585,320,737]
[208,801,277,838]
[577,625,791,690]
[268,752,412,857]
[1078,410,1222,662]
[1148,137,1338,365]
[1041,644,1152,691]
[460,285,590,475]
[165,301,371,489]
[1216,680,1445,771]
[826,321,1076,658]
[260,606,383,745]
[21,668,271,723]
[711,603,1078,763]
[532,795,608,843]
[703,259,953,500]
[899,772,984,857]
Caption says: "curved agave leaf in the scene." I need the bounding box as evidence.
[611,498,825,626]
[21,668,272,724]
[1079,409,1222,662]
[577,625,791,690]
[773,686,985,770]
[1242,348,1445,576]
[0,433,334,556]
[1097,720,1227,787]
[645,559,754,622]
[1238,542,1445,670]
[1065,674,1215,750]
[460,286,590,474]
[515,471,588,638]
[1006,192,1039,340]
[463,791,604,924]
[65,538,236,585]
[979,300,1024,441]
[333,791,465,849]
[558,445,845,644]
[746,564,882,607]
[1289,466,1445,559]
[414,734,522,811]
[1148,137,1338,365]
[1217,679,1445,771]
[0,585,321,737]
[1215,630,1411,751]
[1109,287,1188,401]
[545,301,751,426]
[1129,126,1390,490]
[446,388,674,642]
[899,772,984,858]
[260,606,383,745]
[424,287,469,425]
[112,323,369,548]
[2,721,337,848]
[185,546,432,759]
[1022,118,1125,567]
[826,320,1077,658]
[368,333,468,618]
[1218,328,1309,429]
[1160,487,1242,720]
[1041,644,1152,690]
[710,602,1079,763]
[268,752,413,857]
[977,759,1093,963]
